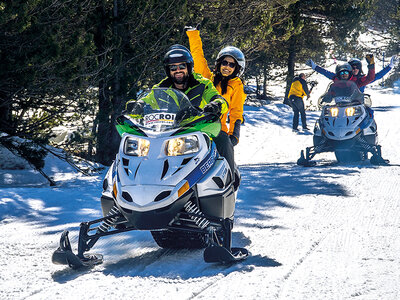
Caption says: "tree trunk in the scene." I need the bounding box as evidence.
[94,3,114,166]
[262,65,267,98]
[0,92,12,134]
[285,35,296,100]
[285,2,301,101]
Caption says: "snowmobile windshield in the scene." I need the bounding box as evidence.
[122,88,205,133]
[319,80,364,107]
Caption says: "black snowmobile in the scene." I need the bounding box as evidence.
[297,80,389,166]
[52,88,248,269]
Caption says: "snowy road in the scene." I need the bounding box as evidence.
[1,83,400,299]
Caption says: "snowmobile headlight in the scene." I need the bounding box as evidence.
[345,106,362,117]
[166,135,199,156]
[329,107,339,117]
[124,137,150,156]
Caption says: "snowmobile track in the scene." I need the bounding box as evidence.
[275,237,324,298]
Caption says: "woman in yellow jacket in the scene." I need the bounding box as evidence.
[186,28,246,173]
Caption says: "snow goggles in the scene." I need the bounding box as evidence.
[339,70,350,75]
[169,63,187,71]
[221,60,236,68]
[351,65,359,70]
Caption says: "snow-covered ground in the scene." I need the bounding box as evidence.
[1,73,400,299]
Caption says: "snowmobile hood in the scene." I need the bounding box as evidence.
[321,103,367,140]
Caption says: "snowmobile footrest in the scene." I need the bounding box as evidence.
[51,230,103,269]
[203,246,249,264]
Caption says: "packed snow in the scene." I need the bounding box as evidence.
[1,69,400,299]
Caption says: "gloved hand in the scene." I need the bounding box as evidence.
[389,55,398,68]
[229,134,239,146]
[366,54,375,65]
[306,59,316,70]
[203,101,222,116]
[175,105,200,123]
[184,23,201,32]
[125,100,145,115]
[229,119,241,146]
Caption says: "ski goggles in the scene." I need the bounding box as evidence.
[169,63,187,71]
[221,60,236,68]
[339,70,350,75]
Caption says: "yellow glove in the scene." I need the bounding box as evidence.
[366,54,375,65]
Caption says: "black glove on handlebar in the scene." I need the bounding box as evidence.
[203,101,222,116]
[175,106,200,124]
[126,100,145,115]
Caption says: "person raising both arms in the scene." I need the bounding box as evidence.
[185,26,246,173]
[307,54,378,90]
[308,55,398,92]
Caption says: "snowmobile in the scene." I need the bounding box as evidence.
[297,80,388,166]
[52,88,248,269]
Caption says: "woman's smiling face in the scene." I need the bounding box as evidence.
[220,56,236,77]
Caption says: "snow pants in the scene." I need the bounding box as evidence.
[214,131,235,174]
[290,95,307,129]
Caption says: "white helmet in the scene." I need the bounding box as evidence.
[216,46,245,76]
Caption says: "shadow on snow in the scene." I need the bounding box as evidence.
[1,160,358,281]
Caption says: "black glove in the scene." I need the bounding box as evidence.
[229,134,239,146]
[365,54,375,65]
[126,100,145,115]
[175,106,200,123]
[203,101,222,116]
[229,119,241,146]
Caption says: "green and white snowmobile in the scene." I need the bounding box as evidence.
[52,88,248,268]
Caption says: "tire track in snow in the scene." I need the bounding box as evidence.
[275,165,400,299]
[275,236,326,299]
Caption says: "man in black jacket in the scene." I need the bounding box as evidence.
[288,73,310,131]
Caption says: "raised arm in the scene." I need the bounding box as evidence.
[186,29,213,79]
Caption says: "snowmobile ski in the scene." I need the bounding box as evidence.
[370,155,390,166]
[297,150,316,167]
[203,246,249,264]
[51,231,103,269]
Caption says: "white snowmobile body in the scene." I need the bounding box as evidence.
[101,88,236,229]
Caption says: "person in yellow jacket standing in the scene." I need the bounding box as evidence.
[186,27,246,173]
[288,73,310,132]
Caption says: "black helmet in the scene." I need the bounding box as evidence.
[163,46,194,76]
[348,57,363,74]
[216,46,245,76]
[335,63,352,80]
[167,44,190,53]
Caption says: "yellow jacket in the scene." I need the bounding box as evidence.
[288,77,310,98]
[186,30,246,136]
